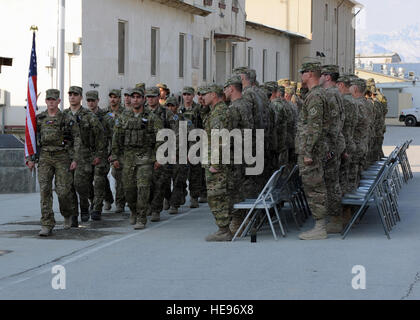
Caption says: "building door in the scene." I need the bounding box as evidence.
[215,41,232,85]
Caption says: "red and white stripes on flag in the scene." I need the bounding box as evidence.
[25,32,38,158]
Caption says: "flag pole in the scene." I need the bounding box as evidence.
[58,0,66,111]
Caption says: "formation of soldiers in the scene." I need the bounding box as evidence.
[26,61,387,242]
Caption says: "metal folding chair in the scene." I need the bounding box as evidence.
[232,167,287,241]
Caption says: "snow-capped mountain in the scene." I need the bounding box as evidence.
[356,24,420,62]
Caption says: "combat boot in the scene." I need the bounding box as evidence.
[199,196,207,204]
[134,218,146,230]
[39,226,53,237]
[104,202,112,211]
[168,206,179,215]
[299,219,328,240]
[150,212,161,222]
[190,198,199,209]
[115,205,124,214]
[91,211,102,221]
[129,212,137,225]
[205,227,233,242]
[71,216,79,228]
[229,216,245,236]
[163,199,170,211]
[326,216,343,234]
[81,211,90,222]
[63,217,71,230]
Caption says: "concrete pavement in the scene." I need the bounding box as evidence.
[0,125,419,300]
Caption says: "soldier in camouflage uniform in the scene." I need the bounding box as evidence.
[201,84,233,242]
[157,83,170,106]
[27,89,78,236]
[283,86,299,169]
[349,78,372,189]
[146,87,176,222]
[376,88,388,159]
[164,96,189,215]
[320,65,346,234]
[336,75,359,227]
[179,86,205,208]
[296,62,330,240]
[107,89,127,213]
[234,67,271,198]
[123,88,133,111]
[111,87,163,230]
[86,90,114,220]
[223,76,254,235]
[64,86,106,224]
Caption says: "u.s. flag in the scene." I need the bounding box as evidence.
[25,32,38,158]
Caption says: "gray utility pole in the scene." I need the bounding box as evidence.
[58,0,65,111]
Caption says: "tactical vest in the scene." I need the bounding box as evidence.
[122,113,154,150]
[37,112,72,151]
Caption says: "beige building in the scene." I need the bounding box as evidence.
[246,0,361,80]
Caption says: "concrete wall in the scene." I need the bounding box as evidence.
[245,26,291,82]
[0,149,37,194]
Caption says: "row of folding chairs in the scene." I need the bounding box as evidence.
[232,165,310,241]
[341,140,414,239]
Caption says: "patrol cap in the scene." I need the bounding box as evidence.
[263,81,279,93]
[366,78,376,87]
[68,86,83,96]
[232,67,249,75]
[350,78,367,88]
[46,89,60,100]
[337,74,352,85]
[156,83,170,92]
[135,83,145,90]
[145,87,160,97]
[200,84,224,96]
[109,89,121,97]
[86,90,99,100]
[197,86,206,95]
[182,86,195,95]
[299,62,322,73]
[123,88,133,96]
[131,87,145,96]
[278,79,291,87]
[165,96,179,106]
[321,65,340,75]
[224,75,243,88]
[233,67,256,82]
[285,86,295,95]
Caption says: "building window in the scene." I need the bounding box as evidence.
[232,44,237,71]
[219,0,226,9]
[262,49,267,83]
[325,4,328,21]
[232,0,239,13]
[179,33,185,78]
[151,27,159,76]
[203,0,212,6]
[276,52,280,80]
[248,47,253,68]
[203,38,208,81]
[118,20,127,75]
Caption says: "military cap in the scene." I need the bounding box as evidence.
[165,96,179,106]
[263,81,279,93]
[350,78,367,88]
[285,86,295,95]
[299,62,322,73]
[366,78,376,86]
[86,90,99,100]
[232,67,249,75]
[46,89,60,100]
[200,84,224,96]
[197,86,206,95]
[156,83,169,90]
[135,83,145,90]
[109,89,121,97]
[224,75,243,88]
[68,86,83,96]
[123,88,133,96]
[131,87,145,96]
[290,81,297,88]
[145,87,160,97]
[321,65,340,75]
[182,86,195,95]
[337,74,352,85]
[278,79,291,87]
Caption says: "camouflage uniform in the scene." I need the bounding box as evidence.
[64,87,106,219]
[203,86,233,229]
[376,90,388,159]
[146,87,176,215]
[179,88,205,202]
[31,90,78,228]
[323,83,345,218]
[296,79,329,221]
[284,87,299,168]
[111,103,163,226]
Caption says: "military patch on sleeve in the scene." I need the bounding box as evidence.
[108,113,114,118]
[309,108,318,116]
[187,120,193,127]
[46,120,56,125]
[115,119,119,126]
[173,115,179,121]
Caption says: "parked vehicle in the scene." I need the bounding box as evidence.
[399,107,420,127]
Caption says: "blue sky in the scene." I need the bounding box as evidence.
[357,0,420,34]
